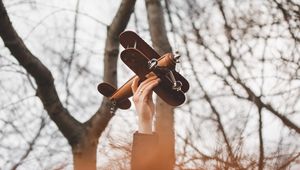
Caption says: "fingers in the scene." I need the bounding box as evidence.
[145,72,155,78]
[132,75,160,103]
[135,75,158,94]
[131,76,139,93]
[140,78,160,100]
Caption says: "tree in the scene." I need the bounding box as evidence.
[169,0,300,169]
[0,0,136,169]
[1,0,300,169]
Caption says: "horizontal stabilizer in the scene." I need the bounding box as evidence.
[98,82,132,110]
[117,99,131,110]
[97,82,116,97]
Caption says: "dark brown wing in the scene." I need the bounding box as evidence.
[120,31,160,60]
[120,48,150,80]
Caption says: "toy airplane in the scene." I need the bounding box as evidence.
[97,31,190,110]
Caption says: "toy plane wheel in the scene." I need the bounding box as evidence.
[172,81,182,91]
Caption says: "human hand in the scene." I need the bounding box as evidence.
[131,75,160,134]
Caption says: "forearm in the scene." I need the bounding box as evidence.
[131,76,160,170]
[138,118,152,134]
[131,132,158,170]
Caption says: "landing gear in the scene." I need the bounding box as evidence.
[173,81,183,91]
[167,70,182,91]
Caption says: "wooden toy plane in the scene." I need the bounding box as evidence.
[97,31,190,110]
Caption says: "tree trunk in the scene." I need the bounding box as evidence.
[74,0,136,169]
[145,0,175,169]
[155,99,175,170]
[72,135,98,170]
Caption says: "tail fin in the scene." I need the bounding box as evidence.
[116,99,131,110]
[97,82,131,109]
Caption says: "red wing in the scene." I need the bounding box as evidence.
[120,31,160,60]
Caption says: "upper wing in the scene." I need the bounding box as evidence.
[121,48,151,80]
[120,31,160,60]
[121,48,186,106]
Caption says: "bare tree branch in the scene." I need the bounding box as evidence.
[0,0,84,146]
[258,107,264,170]
[215,0,300,134]
[182,33,241,169]
[66,0,80,107]
[10,117,46,170]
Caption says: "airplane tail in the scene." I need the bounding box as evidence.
[97,82,131,110]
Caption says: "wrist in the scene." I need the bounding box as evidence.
[138,120,152,134]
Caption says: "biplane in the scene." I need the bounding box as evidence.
[97,31,190,110]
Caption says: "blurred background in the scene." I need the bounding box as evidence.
[0,0,300,169]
